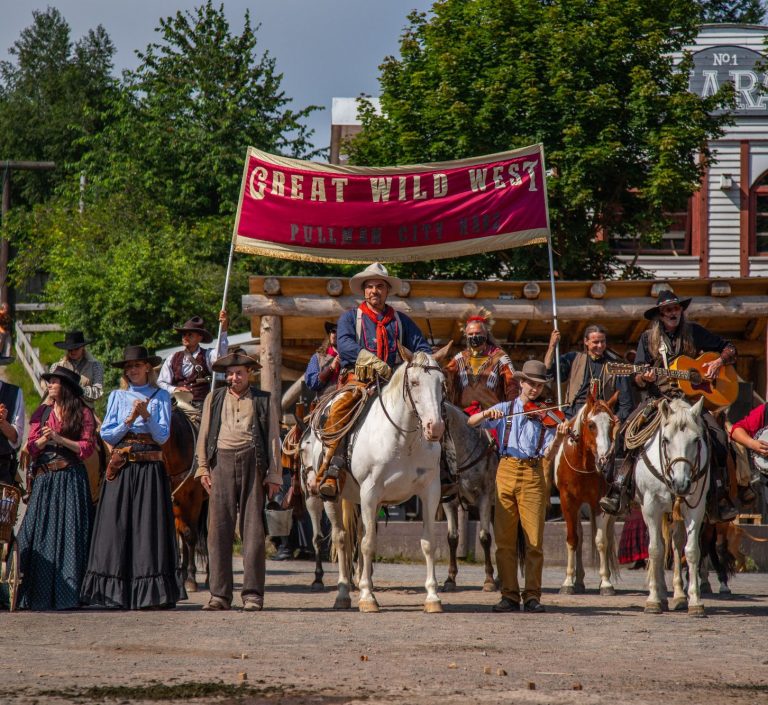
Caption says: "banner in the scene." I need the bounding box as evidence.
[233,144,550,263]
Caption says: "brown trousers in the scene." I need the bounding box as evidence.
[494,456,547,603]
[317,380,367,479]
[208,446,266,605]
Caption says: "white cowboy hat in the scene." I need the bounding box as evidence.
[349,262,402,296]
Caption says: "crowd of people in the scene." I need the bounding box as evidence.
[0,262,764,613]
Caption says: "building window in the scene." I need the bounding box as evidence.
[610,203,692,255]
[750,172,768,255]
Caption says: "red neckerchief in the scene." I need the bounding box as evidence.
[359,302,395,361]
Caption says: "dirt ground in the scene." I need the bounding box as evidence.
[2,557,767,705]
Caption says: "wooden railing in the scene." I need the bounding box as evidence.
[12,304,62,396]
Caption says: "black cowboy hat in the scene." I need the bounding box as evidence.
[110,345,162,369]
[41,365,84,397]
[324,321,337,334]
[53,331,93,350]
[174,315,213,344]
[212,349,261,373]
[0,355,14,366]
[643,290,692,320]
[512,360,549,385]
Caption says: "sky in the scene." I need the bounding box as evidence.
[1,0,435,153]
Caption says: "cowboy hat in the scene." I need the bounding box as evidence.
[324,321,338,334]
[110,345,162,369]
[643,290,692,320]
[41,365,84,397]
[512,360,549,385]
[0,355,14,366]
[212,349,261,373]
[349,262,402,296]
[53,331,93,350]
[174,315,213,344]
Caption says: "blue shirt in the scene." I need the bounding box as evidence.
[337,306,432,368]
[480,398,555,459]
[100,384,172,446]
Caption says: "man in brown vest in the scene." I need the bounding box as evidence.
[195,350,281,611]
[158,311,229,424]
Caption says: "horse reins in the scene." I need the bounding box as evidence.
[377,360,444,435]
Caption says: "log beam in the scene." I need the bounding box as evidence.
[243,294,768,321]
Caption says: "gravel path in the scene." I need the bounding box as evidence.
[2,558,767,704]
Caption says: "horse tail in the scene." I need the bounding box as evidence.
[662,513,674,570]
[196,497,209,566]
[334,498,358,585]
[605,516,620,581]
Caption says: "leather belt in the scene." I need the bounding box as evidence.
[33,458,73,477]
[499,455,541,464]
[123,433,156,444]
[122,450,164,463]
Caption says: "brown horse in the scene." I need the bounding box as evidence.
[554,391,621,595]
[163,408,208,593]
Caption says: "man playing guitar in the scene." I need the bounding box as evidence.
[600,290,738,521]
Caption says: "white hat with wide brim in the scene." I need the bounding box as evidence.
[349,262,402,296]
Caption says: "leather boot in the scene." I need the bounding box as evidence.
[710,462,738,523]
[737,484,757,505]
[599,481,624,516]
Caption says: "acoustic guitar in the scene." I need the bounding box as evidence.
[605,352,738,408]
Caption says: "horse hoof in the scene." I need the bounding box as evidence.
[358,598,380,613]
[310,581,325,593]
[424,600,443,614]
[669,598,688,612]
[559,585,576,595]
[688,604,706,618]
[482,580,497,593]
[574,583,586,594]
[599,586,616,597]
[644,602,663,614]
[442,580,457,593]
[333,596,352,610]
[719,586,732,596]
[184,580,198,593]
[699,581,712,595]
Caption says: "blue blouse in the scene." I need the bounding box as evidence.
[100,384,171,446]
[480,398,555,460]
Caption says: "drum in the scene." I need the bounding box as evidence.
[750,426,768,478]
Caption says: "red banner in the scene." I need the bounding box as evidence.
[233,145,550,263]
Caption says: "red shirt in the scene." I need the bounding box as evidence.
[730,404,767,439]
[27,404,97,460]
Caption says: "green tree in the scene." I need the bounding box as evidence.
[0,8,117,205]
[80,1,320,220]
[349,0,733,280]
[699,0,765,23]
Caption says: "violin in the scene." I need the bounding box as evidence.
[523,399,567,428]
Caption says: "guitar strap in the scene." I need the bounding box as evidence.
[658,338,670,370]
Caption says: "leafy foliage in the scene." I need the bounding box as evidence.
[698,0,765,23]
[0,8,117,205]
[78,1,320,220]
[348,0,734,280]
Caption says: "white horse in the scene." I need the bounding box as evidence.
[302,347,446,613]
[634,397,710,616]
[441,403,498,592]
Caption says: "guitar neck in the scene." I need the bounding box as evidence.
[608,364,691,380]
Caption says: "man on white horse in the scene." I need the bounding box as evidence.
[315,262,432,499]
[599,290,738,521]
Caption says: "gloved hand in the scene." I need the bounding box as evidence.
[355,349,392,381]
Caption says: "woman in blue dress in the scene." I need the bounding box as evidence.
[18,365,95,610]
[80,345,186,609]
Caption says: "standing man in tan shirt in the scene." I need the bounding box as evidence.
[195,350,281,611]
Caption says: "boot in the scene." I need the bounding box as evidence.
[598,481,624,516]
[709,462,738,523]
[319,464,342,499]
[737,484,757,506]
[715,490,738,523]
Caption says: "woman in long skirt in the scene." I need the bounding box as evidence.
[18,366,95,610]
[80,345,185,609]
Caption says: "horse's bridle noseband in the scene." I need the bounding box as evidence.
[377,360,444,435]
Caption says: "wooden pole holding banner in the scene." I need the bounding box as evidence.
[210,232,237,394]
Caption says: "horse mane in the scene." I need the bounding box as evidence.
[383,352,436,402]
[664,398,704,435]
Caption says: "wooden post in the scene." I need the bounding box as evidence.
[260,314,283,458]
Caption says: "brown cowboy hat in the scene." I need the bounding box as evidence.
[643,290,692,320]
[53,331,93,350]
[110,345,162,369]
[212,349,261,373]
[174,315,213,344]
[41,365,84,397]
[512,360,549,385]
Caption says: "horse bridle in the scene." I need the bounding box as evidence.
[376,360,444,435]
[641,428,709,507]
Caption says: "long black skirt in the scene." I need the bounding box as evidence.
[80,460,187,609]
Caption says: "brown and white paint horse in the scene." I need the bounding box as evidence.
[554,391,621,596]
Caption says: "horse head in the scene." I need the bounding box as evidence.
[658,397,706,496]
[583,391,620,472]
[396,344,445,442]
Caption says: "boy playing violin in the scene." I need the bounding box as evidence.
[469,359,568,613]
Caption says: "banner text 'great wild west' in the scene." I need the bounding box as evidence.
[233,145,549,263]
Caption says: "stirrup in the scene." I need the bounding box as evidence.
[715,497,738,523]
[319,476,338,499]
[598,495,621,516]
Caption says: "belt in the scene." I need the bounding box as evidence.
[121,450,164,463]
[33,458,74,476]
[123,433,156,444]
[499,455,541,464]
